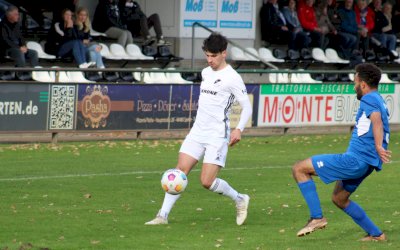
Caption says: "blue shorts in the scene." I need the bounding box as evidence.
[311,153,374,193]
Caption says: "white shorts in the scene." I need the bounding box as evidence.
[179,134,229,167]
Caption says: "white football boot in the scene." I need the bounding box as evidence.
[144,211,168,225]
[236,194,250,225]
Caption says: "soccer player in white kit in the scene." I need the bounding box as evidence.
[145,33,253,226]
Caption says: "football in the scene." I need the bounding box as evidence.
[161,169,188,195]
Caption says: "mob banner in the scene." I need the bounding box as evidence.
[0,84,49,131]
[257,83,400,127]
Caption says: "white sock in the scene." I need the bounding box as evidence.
[159,192,181,219]
[209,178,241,202]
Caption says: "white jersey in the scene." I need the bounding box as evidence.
[189,65,251,139]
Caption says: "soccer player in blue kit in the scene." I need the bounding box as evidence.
[292,63,391,240]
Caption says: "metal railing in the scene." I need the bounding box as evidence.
[191,21,279,69]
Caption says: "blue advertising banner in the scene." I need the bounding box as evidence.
[76,84,198,130]
[76,84,259,131]
[0,84,49,131]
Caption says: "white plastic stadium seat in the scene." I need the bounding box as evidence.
[349,73,354,81]
[32,66,54,82]
[165,68,193,84]
[144,68,168,84]
[244,47,260,61]
[297,70,322,83]
[98,43,121,60]
[258,48,284,62]
[325,48,349,64]
[67,71,95,83]
[289,73,302,83]
[133,67,143,82]
[27,41,56,59]
[110,43,133,60]
[126,44,154,60]
[380,73,396,83]
[48,66,71,82]
[230,46,247,61]
[312,48,329,63]
[269,73,289,83]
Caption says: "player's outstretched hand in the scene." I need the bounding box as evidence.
[376,146,391,163]
[229,129,241,147]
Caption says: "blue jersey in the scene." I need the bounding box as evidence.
[347,91,390,170]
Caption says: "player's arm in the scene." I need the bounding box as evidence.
[370,112,391,163]
[229,97,252,147]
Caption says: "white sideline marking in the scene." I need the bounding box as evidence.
[1,161,398,182]
[0,165,290,182]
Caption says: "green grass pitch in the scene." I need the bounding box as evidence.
[0,132,399,249]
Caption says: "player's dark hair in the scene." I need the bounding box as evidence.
[355,63,381,88]
[202,33,228,53]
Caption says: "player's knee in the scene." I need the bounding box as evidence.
[200,176,213,189]
[331,194,347,209]
[292,161,303,178]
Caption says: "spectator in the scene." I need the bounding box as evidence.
[45,8,94,68]
[327,0,341,29]
[298,0,327,48]
[75,7,105,69]
[92,0,133,47]
[392,0,400,33]
[337,0,359,58]
[52,0,79,23]
[0,6,38,68]
[372,2,397,52]
[315,2,337,48]
[260,0,290,45]
[282,0,312,50]
[318,1,358,59]
[354,0,375,55]
[119,0,168,46]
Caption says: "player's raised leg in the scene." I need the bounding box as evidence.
[145,153,198,225]
[332,180,386,241]
[201,163,249,225]
[292,158,327,236]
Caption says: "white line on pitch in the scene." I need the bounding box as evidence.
[1,161,398,182]
[0,165,290,182]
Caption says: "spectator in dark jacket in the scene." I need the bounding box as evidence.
[119,0,167,45]
[260,0,290,45]
[337,0,359,58]
[92,0,133,47]
[372,2,397,51]
[0,6,38,67]
[45,8,93,68]
[282,0,311,50]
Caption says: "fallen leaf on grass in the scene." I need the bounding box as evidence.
[96,209,113,214]
[83,194,91,199]
[91,240,100,245]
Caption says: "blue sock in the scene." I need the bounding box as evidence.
[343,201,382,236]
[298,179,323,219]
